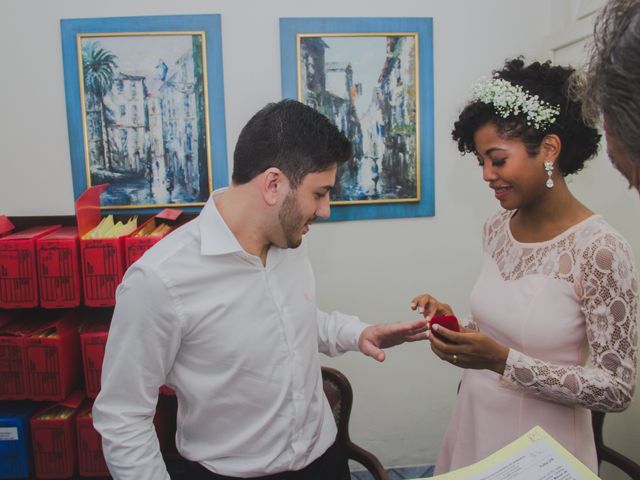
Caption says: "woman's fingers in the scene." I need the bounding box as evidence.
[410,294,447,319]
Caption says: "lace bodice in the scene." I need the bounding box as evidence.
[484,210,638,411]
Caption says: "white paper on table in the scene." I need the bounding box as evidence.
[413,426,600,480]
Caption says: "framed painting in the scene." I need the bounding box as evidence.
[280,17,434,221]
[60,14,228,212]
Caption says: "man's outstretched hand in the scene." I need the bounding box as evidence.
[358,319,429,362]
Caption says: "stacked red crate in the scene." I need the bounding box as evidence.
[75,184,127,307]
[0,225,61,308]
[37,226,82,308]
[30,390,85,479]
[0,315,49,400]
[76,400,110,477]
[125,208,182,268]
[79,320,110,399]
[25,312,83,401]
[0,215,14,238]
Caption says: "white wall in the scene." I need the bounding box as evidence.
[1,0,638,474]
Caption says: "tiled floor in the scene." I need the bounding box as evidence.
[352,465,434,479]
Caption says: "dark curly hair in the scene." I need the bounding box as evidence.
[452,58,601,175]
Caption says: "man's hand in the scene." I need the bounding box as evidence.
[358,319,429,362]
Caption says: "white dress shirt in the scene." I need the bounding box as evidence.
[93,189,369,480]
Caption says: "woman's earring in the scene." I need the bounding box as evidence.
[544,161,554,188]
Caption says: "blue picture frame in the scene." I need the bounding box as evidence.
[280,17,434,221]
[60,14,228,213]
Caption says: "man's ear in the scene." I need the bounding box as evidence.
[262,167,287,206]
[541,134,561,163]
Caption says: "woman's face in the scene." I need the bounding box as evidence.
[473,122,550,210]
[604,123,640,194]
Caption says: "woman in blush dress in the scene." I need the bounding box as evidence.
[412,58,638,474]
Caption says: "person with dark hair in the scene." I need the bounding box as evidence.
[582,0,640,193]
[94,99,428,480]
[411,59,637,473]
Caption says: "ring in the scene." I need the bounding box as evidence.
[452,354,458,364]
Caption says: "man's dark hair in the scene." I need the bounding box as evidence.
[232,99,352,188]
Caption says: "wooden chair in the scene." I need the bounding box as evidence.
[453,381,639,478]
[321,366,389,480]
[592,410,640,479]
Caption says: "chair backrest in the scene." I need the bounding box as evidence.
[322,367,352,444]
[592,410,640,479]
[322,366,389,480]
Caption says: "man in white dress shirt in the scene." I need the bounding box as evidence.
[93,100,428,480]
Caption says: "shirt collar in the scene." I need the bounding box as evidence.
[198,188,245,256]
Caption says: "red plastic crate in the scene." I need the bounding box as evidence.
[0,215,14,238]
[74,395,175,477]
[0,225,61,308]
[0,315,48,400]
[25,313,83,401]
[79,320,109,399]
[125,208,182,268]
[30,390,84,479]
[76,401,110,477]
[37,227,82,308]
[75,184,127,307]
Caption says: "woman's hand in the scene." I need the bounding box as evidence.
[410,293,508,374]
[410,293,454,319]
[427,325,509,375]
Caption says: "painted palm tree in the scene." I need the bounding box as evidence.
[82,42,118,170]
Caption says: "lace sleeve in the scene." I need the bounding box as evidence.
[502,232,638,411]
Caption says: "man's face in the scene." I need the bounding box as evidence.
[276,165,337,249]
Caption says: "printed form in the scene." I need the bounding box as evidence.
[417,426,600,480]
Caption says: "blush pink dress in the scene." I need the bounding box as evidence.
[435,210,638,474]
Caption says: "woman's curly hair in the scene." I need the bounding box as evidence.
[452,58,601,175]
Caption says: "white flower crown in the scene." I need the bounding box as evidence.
[471,74,560,130]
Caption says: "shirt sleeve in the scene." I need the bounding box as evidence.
[316,308,369,357]
[92,265,183,480]
[501,232,638,411]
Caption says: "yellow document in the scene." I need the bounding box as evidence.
[83,215,138,239]
[416,426,600,480]
[84,215,114,239]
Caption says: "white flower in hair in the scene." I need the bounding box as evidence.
[471,74,560,129]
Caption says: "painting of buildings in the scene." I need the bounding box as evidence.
[79,32,210,207]
[298,33,419,204]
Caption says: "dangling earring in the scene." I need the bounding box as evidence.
[544,161,554,188]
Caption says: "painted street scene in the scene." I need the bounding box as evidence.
[299,34,418,203]
[80,33,210,207]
